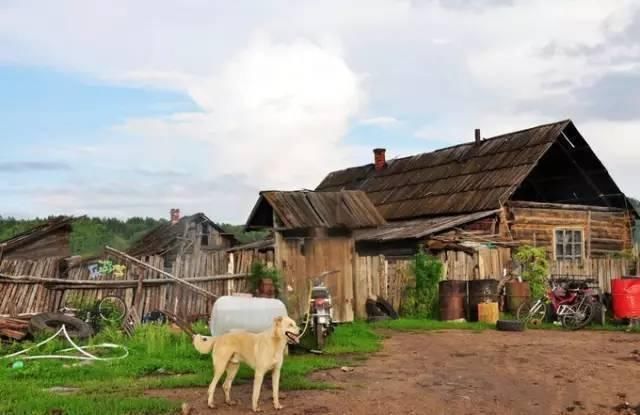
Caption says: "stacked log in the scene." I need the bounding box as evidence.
[0,317,29,340]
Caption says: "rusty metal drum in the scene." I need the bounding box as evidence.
[505,281,531,314]
[439,280,467,321]
[467,279,499,322]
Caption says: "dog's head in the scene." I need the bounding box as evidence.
[192,334,216,354]
[273,316,301,344]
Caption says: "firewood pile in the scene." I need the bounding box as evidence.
[0,317,30,341]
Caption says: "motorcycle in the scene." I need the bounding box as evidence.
[308,271,337,349]
[517,278,601,330]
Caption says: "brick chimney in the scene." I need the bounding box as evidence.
[170,208,180,224]
[373,148,386,171]
[475,128,481,144]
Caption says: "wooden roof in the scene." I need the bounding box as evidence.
[317,119,629,220]
[0,216,76,256]
[354,210,500,242]
[127,213,236,257]
[246,190,386,230]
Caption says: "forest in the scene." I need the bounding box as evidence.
[0,216,268,256]
[0,198,638,256]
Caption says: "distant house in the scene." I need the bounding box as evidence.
[0,216,75,262]
[128,209,237,270]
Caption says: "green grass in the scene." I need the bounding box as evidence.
[0,321,381,415]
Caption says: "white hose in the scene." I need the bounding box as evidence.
[1,324,128,361]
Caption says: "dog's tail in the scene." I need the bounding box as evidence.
[192,334,217,354]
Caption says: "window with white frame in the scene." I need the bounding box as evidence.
[555,229,583,260]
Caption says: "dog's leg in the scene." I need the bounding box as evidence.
[251,370,266,412]
[208,353,231,409]
[223,361,240,406]
[272,365,283,410]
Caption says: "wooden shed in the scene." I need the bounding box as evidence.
[246,190,386,322]
[0,216,75,262]
[128,211,237,271]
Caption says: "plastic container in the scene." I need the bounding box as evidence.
[209,296,288,337]
[612,279,640,319]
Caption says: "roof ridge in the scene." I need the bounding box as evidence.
[322,119,571,178]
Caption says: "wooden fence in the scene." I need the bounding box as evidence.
[352,248,634,319]
[0,251,249,319]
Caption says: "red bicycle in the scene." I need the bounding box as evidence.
[516,278,598,330]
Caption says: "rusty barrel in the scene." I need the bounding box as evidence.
[439,280,467,321]
[505,281,531,314]
[467,279,499,322]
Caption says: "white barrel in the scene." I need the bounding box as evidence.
[209,296,288,337]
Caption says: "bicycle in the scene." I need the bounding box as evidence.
[516,279,596,330]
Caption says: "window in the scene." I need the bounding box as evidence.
[555,229,583,260]
[201,224,209,247]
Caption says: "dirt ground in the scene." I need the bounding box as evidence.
[147,330,640,415]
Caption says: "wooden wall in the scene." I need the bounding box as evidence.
[507,203,634,258]
[550,258,633,292]
[2,229,71,260]
[276,237,354,322]
[353,255,411,317]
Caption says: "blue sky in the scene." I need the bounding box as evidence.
[1,1,639,222]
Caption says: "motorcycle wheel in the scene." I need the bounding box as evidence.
[561,301,595,330]
[315,320,325,349]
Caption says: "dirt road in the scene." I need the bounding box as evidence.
[147,330,640,415]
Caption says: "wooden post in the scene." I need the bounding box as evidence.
[133,266,145,317]
[587,210,592,259]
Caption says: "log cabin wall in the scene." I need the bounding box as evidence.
[506,201,634,259]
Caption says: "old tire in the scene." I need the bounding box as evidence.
[375,297,399,320]
[29,312,94,339]
[496,319,525,332]
[365,299,386,317]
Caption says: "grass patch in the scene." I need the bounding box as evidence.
[0,321,381,415]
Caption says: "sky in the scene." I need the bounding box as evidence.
[1,0,639,223]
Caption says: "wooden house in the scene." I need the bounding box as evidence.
[128,210,237,271]
[0,216,75,262]
[245,120,637,320]
[317,119,637,261]
[245,190,386,321]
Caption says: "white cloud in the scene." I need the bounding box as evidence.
[119,35,364,190]
[358,116,400,126]
[2,0,640,220]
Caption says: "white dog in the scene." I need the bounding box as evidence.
[193,316,300,412]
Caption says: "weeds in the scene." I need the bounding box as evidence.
[0,321,380,415]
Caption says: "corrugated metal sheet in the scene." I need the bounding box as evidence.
[354,210,500,241]
[248,190,386,229]
[317,120,571,220]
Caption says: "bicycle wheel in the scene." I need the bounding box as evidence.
[516,300,547,326]
[561,301,594,331]
[99,296,127,322]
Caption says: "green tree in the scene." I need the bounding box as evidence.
[514,245,549,299]
[401,248,443,318]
